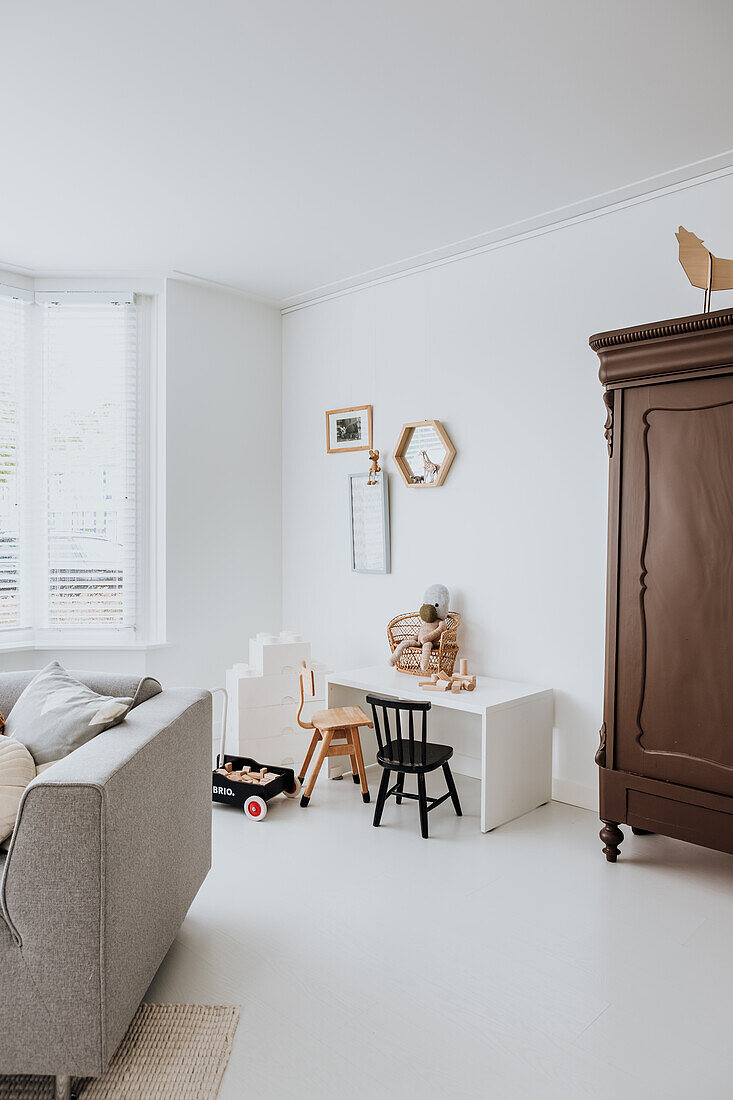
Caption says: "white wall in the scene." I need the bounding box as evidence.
[281,174,733,810]
[151,279,282,690]
[1,279,283,702]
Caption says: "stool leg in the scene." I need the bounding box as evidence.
[395,772,405,804]
[298,731,321,785]
[350,735,360,783]
[351,727,370,803]
[301,731,332,807]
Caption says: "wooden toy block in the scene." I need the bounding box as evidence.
[459,658,468,676]
[431,673,439,682]
[453,673,477,687]
[438,670,451,682]
[224,761,233,773]
[419,680,434,688]
[419,684,444,692]
[451,681,462,693]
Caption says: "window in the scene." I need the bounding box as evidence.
[0,285,162,648]
[0,292,28,629]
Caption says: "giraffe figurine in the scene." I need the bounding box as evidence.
[422,450,440,484]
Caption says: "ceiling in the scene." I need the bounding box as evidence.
[3,0,733,303]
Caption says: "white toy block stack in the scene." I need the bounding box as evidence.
[225,632,326,769]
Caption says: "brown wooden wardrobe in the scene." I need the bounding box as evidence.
[590,309,733,862]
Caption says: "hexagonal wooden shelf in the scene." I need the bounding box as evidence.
[393,419,456,488]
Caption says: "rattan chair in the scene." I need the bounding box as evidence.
[387,611,460,676]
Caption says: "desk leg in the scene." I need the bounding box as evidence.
[481,694,554,832]
[480,713,489,833]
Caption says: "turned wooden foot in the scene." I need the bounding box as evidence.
[600,820,624,862]
[631,827,653,836]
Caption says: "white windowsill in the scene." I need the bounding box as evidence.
[0,640,170,653]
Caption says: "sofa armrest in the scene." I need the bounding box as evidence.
[0,688,212,1077]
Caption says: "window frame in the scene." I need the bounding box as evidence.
[0,274,166,652]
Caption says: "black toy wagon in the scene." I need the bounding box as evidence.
[210,687,300,820]
[212,753,300,820]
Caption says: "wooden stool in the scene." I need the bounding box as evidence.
[297,663,372,807]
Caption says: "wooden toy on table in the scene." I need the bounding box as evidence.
[296,662,373,807]
[418,659,476,694]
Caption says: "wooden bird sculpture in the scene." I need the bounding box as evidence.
[676,226,733,313]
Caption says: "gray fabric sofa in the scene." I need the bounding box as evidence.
[0,670,212,1088]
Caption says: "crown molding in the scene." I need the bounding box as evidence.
[280,148,733,314]
[169,270,279,307]
[0,265,277,307]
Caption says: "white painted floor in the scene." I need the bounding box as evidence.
[145,770,733,1100]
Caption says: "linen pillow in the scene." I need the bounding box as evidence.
[4,661,134,765]
[0,736,36,843]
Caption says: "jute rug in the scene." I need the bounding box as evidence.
[0,1004,239,1100]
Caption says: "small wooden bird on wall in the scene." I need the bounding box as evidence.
[676,226,733,313]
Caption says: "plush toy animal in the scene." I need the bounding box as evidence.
[389,584,451,672]
[367,449,381,485]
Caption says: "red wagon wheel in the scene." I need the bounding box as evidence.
[244,795,268,820]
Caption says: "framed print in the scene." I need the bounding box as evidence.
[326,405,373,453]
[348,471,390,574]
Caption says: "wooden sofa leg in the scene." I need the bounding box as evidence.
[55,1076,73,1100]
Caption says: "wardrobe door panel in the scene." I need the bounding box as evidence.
[615,374,733,796]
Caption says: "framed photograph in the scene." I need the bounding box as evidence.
[326,404,373,453]
[348,471,390,574]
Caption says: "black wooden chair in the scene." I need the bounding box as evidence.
[366,694,462,838]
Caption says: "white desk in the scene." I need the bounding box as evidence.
[326,666,554,833]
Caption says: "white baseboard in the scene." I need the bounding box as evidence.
[552,777,598,813]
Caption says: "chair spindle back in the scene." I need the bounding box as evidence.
[366,694,430,766]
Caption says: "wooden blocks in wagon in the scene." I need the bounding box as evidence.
[214,765,280,785]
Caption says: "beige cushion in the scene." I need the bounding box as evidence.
[0,735,36,843]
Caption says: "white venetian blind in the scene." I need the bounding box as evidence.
[0,290,29,629]
[38,294,138,629]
